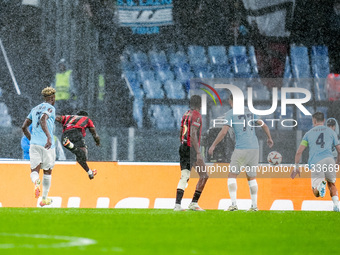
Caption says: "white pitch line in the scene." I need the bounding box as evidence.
[0,233,96,249]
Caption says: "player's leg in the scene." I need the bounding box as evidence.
[311,159,327,198]
[175,144,190,211]
[246,149,259,211]
[63,132,96,179]
[324,159,339,211]
[327,181,339,211]
[39,148,55,206]
[188,147,208,211]
[226,150,242,211]
[29,144,42,198]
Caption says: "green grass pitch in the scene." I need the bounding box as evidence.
[0,208,340,255]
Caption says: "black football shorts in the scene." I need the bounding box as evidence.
[179,143,197,170]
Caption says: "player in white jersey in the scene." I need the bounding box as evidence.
[22,87,57,207]
[208,94,273,211]
[292,112,340,211]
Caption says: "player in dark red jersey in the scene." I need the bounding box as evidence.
[56,110,100,179]
[174,95,209,211]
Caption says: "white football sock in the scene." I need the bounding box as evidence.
[332,196,339,207]
[42,174,52,199]
[30,171,39,184]
[228,178,237,206]
[88,169,93,175]
[248,179,258,208]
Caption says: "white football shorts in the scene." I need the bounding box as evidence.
[311,157,337,189]
[230,148,259,177]
[29,144,56,170]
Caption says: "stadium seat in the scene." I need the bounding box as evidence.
[290,46,311,78]
[188,45,207,66]
[142,79,164,99]
[311,45,330,79]
[252,87,270,101]
[248,46,259,77]
[133,99,144,128]
[164,80,186,99]
[228,46,252,78]
[314,80,327,101]
[171,105,188,128]
[210,64,233,78]
[175,70,194,84]
[148,105,175,129]
[169,51,189,66]
[296,106,313,131]
[316,106,328,119]
[156,69,175,82]
[131,51,149,69]
[115,197,150,209]
[192,65,214,79]
[208,46,228,65]
[137,70,155,82]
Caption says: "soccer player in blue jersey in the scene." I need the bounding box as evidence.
[292,112,340,212]
[208,94,273,211]
[22,87,57,207]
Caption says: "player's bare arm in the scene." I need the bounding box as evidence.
[257,120,274,148]
[89,127,100,146]
[40,113,52,149]
[291,144,307,179]
[208,125,230,156]
[22,118,32,140]
[55,115,63,123]
[190,125,203,164]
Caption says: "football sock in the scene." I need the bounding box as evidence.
[30,171,39,184]
[175,189,184,204]
[332,196,339,207]
[248,179,258,208]
[228,178,237,206]
[192,190,202,203]
[42,174,52,200]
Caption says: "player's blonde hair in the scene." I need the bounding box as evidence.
[41,87,56,97]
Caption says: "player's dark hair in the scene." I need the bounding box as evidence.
[76,110,88,116]
[327,118,336,127]
[312,112,324,122]
[190,95,201,109]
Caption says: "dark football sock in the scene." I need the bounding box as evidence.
[175,189,184,204]
[192,190,202,203]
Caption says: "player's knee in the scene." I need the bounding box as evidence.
[177,169,190,190]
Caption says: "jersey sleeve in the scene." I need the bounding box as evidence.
[27,111,32,120]
[225,110,233,127]
[87,118,95,128]
[42,105,55,118]
[191,111,201,128]
[301,132,309,147]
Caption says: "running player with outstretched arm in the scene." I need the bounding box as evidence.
[56,110,100,179]
[292,112,340,212]
[208,94,273,211]
[174,95,209,211]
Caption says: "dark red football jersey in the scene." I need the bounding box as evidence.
[61,115,95,137]
[180,109,202,147]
